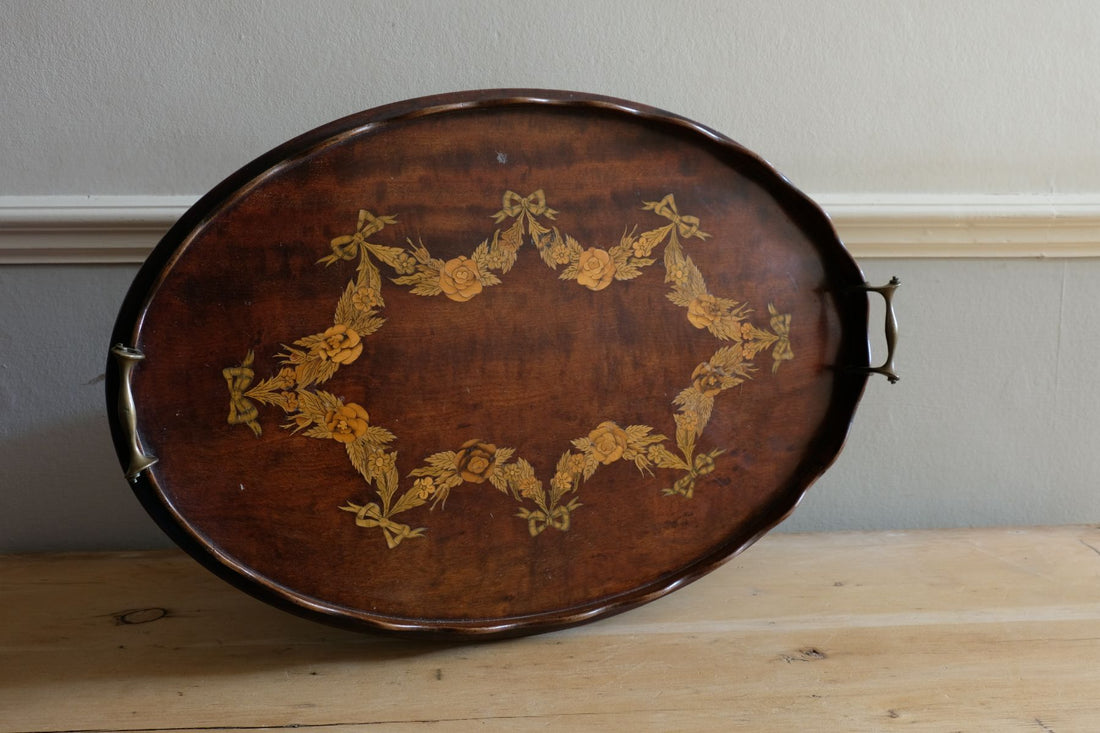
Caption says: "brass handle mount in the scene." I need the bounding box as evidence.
[855,277,900,384]
[111,344,159,480]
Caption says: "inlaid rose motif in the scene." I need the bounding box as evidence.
[687,294,722,329]
[439,256,484,302]
[325,403,370,444]
[576,248,616,291]
[455,439,498,483]
[588,421,629,464]
[691,362,726,397]
[312,324,363,364]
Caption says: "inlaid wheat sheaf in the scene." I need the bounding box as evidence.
[222,191,793,549]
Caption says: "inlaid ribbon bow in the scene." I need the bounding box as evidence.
[223,351,261,436]
[648,194,707,240]
[670,451,720,498]
[327,210,397,261]
[345,501,423,549]
[496,189,552,220]
[769,305,794,370]
[522,504,572,536]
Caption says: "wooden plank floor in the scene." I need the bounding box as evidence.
[3,525,1100,732]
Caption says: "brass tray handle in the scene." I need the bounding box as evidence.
[857,277,900,383]
[111,344,159,479]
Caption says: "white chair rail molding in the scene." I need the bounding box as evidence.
[4,192,1100,263]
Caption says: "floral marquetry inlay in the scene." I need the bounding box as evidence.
[222,191,793,548]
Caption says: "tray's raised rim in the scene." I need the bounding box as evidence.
[107,89,871,639]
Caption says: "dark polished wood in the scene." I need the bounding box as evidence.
[108,90,871,638]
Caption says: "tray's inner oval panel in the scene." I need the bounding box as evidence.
[129,104,860,623]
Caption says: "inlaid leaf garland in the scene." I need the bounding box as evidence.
[223,191,793,547]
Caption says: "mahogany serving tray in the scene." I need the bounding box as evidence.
[108,90,896,638]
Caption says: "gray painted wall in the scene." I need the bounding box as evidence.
[4,1,1100,552]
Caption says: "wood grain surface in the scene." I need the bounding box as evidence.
[4,525,1100,731]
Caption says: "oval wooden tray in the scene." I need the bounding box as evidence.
[108,90,885,638]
